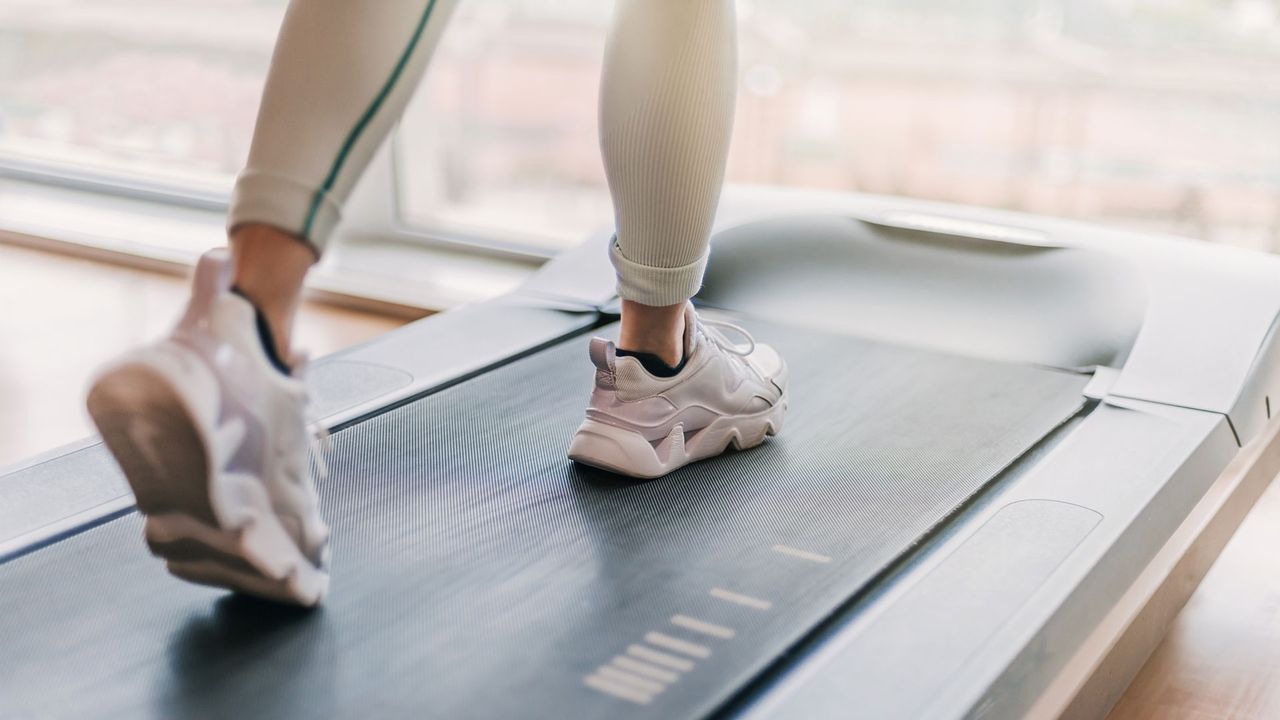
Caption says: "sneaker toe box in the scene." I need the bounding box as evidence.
[747,343,788,395]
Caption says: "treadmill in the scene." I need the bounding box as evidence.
[4,189,1280,719]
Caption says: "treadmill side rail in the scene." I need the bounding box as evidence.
[1044,412,1280,719]
[736,401,1235,720]
[0,298,596,562]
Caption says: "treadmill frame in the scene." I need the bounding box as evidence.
[4,190,1280,719]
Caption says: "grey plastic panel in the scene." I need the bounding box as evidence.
[742,400,1235,720]
[1226,315,1280,445]
[957,400,1236,720]
[515,228,617,309]
[0,300,594,560]
[0,444,127,548]
[0,321,1086,720]
[318,298,597,426]
[703,187,1280,445]
[304,360,412,419]
[752,500,1101,720]
[698,215,1145,370]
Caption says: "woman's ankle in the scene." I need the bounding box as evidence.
[618,299,687,367]
[228,224,316,355]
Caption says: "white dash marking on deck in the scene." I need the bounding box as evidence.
[597,665,666,694]
[645,631,712,659]
[670,614,735,639]
[612,656,680,683]
[709,587,773,610]
[584,674,653,705]
[627,644,695,671]
[771,544,833,563]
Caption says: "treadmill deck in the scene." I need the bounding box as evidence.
[0,320,1087,719]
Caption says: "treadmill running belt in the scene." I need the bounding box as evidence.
[0,320,1087,720]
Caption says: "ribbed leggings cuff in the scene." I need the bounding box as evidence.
[227,170,341,255]
[610,237,708,306]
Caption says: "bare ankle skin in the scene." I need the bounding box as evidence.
[228,224,317,358]
[618,299,687,366]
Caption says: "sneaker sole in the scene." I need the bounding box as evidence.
[86,352,328,607]
[568,396,788,479]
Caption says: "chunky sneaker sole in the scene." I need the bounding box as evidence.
[87,343,329,607]
[569,397,787,479]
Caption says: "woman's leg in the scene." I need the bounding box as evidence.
[571,0,785,479]
[88,0,461,607]
[228,0,458,357]
[600,0,738,366]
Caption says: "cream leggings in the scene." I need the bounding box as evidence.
[228,0,737,306]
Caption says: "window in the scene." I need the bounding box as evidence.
[396,1,613,253]
[5,0,1280,258]
[0,0,285,195]
[399,0,1280,253]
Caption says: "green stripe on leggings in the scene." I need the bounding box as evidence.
[302,0,439,238]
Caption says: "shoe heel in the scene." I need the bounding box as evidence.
[569,420,677,479]
[87,362,218,523]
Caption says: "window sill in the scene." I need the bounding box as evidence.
[0,176,542,318]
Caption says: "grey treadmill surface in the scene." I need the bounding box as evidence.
[0,319,1087,720]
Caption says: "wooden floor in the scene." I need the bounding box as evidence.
[0,242,403,469]
[1107,477,1280,719]
[3,243,1279,718]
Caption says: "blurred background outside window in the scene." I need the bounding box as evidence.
[4,0,1280,254]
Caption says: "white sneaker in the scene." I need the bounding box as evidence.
[86,249,330,606]
[569,303,788,478]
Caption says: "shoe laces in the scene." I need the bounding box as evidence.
[308,417,332,480]
[700,318,756,357]
[293,352,332,481]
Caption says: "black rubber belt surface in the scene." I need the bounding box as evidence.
[0,321,1087,719]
